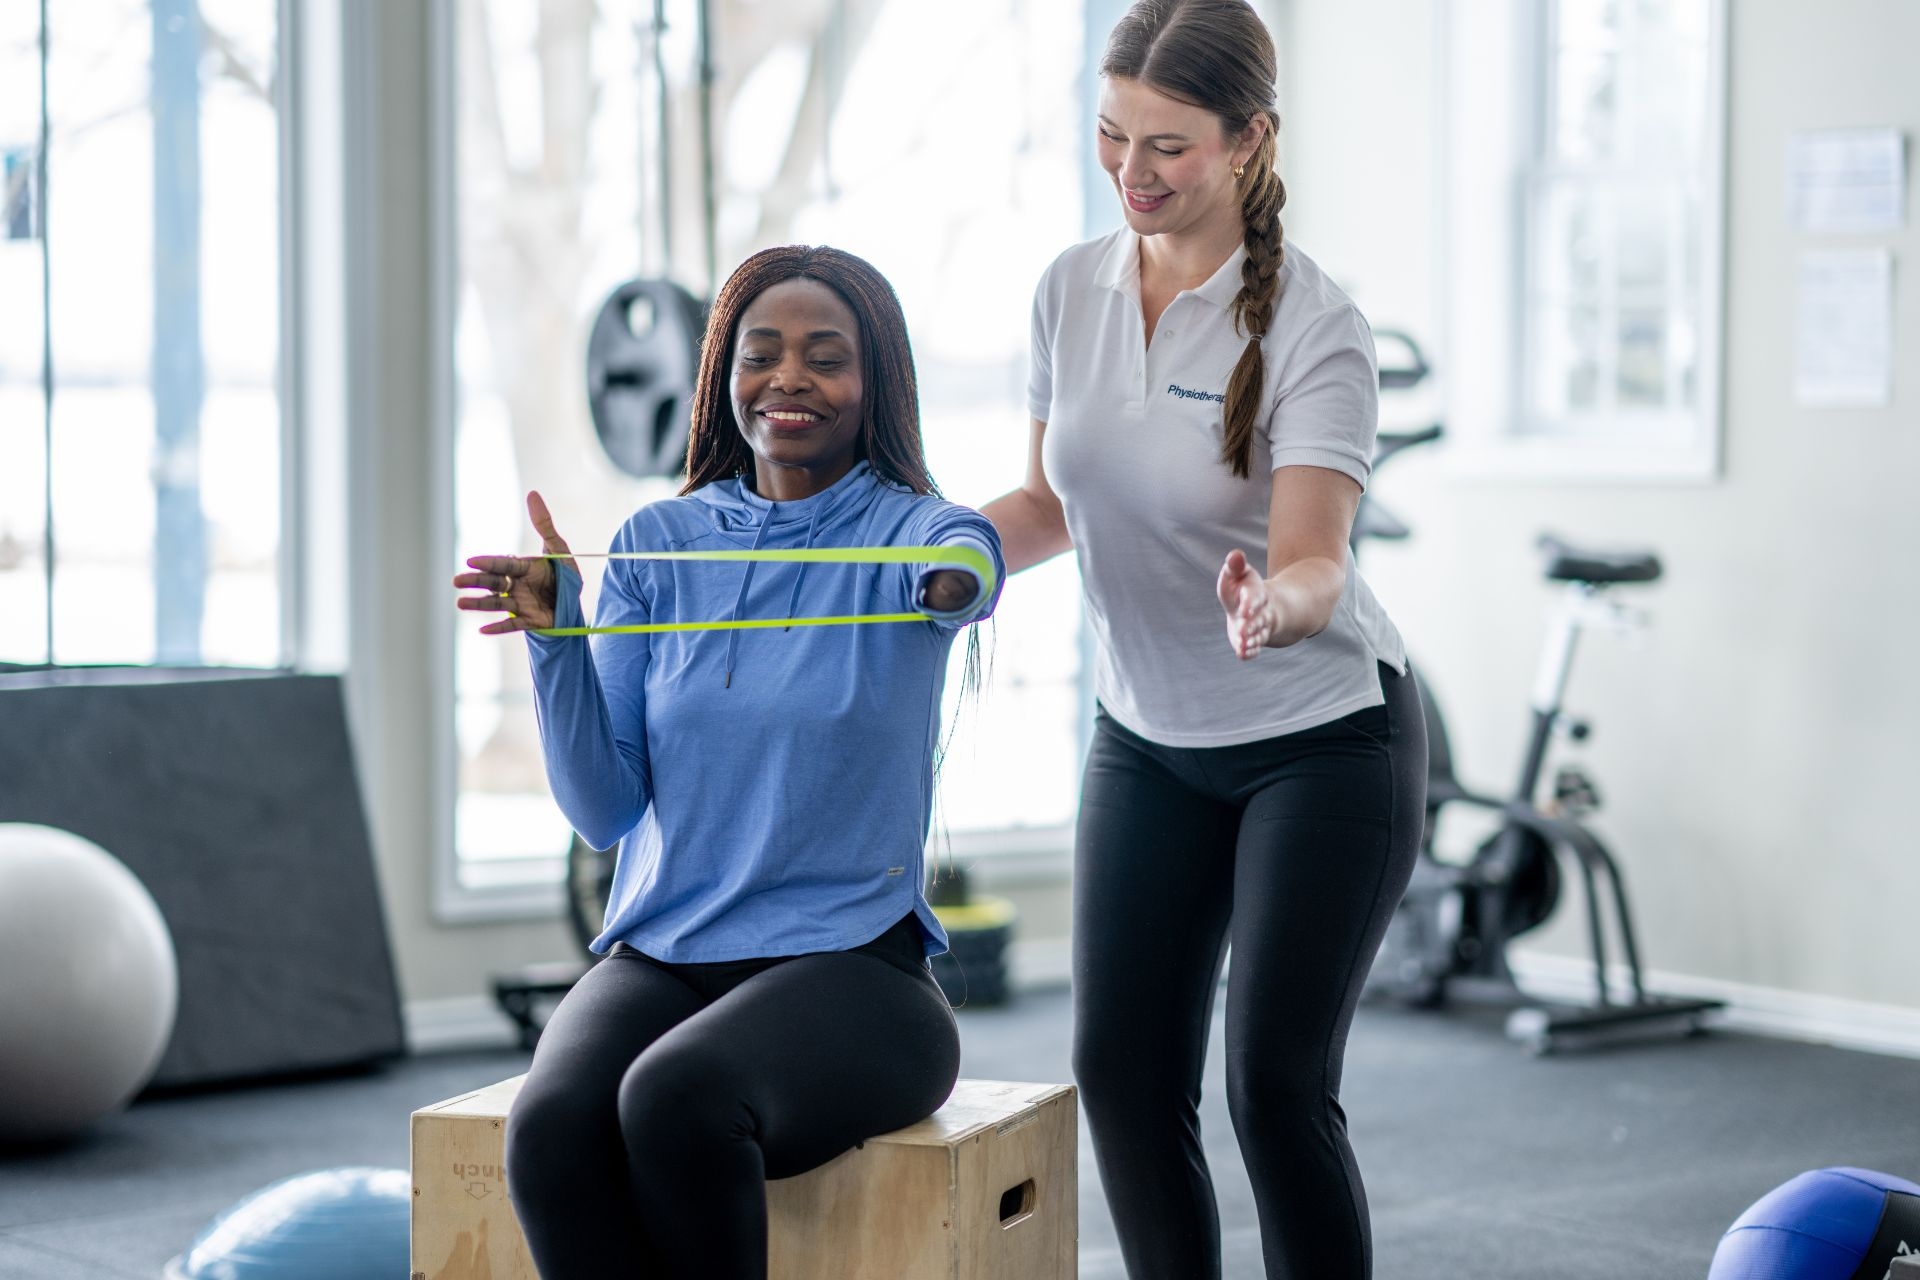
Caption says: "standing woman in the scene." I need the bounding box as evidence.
[980,2,1425,1276]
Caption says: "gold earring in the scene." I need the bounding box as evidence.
[1233,163,1246,180]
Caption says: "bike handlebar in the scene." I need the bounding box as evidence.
[1373,422,1445,470]
[1375,329,1432,391]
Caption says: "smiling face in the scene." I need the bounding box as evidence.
[1097,75,1264,245]
[728,277,866,502]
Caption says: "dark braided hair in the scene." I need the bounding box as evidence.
[1102,0,1287,478]
[681,244,939,499]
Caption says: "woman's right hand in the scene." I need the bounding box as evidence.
[452,491,581,635]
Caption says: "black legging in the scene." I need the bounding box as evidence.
[503,914,960,1279]
[1072,661,1427,1280]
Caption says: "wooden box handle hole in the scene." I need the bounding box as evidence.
[998,1179,1037,1228]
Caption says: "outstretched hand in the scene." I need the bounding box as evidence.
[1217,548,1279,661]
[452,491,580,635]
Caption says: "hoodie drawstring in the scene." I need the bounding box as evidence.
[723,509,775,688]
[781,502,826,635]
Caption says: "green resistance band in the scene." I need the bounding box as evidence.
[526,544,997,637]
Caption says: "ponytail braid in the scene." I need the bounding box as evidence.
[1222,119,1285,479]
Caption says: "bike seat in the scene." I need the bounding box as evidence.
[1537,534,1663,585]
[1351,499,1411,542]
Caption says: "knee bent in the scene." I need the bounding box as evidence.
[617,1045,751,1153]
[504,1085,610,1190]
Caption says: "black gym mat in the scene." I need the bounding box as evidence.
[3,994,1919,1279]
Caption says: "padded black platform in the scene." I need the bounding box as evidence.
[1537,534,1663,585]
[0,667,406,1090]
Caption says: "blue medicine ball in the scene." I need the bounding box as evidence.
[163,1167,410,1280]
[1709,1166,1920,1280]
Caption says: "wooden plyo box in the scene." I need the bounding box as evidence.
[410,1075,1077,1280]
[767,1078,1078,1280]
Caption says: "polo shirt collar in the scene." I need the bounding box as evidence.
[1094,227,1251,312]
[1093,228,1142,297]
[1193,242,1249,310]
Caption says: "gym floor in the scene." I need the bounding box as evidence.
[4,988,1917,1280]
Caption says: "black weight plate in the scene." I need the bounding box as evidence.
[586,277,707,479]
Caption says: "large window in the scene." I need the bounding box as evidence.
[0,1,286,668]
[1442,0,1725,479]
[444,0,1090,900]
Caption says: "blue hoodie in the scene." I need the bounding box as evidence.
[525,461,1004,963]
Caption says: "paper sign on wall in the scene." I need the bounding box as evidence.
[1794,249,1892,408]
[1787,128,1906,235]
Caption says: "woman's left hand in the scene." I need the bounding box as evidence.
[920,568,979,614]
[1217,548,1280,660]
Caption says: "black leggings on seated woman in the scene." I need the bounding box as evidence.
[503,914,959,1280]
[1073,661,1428,1280]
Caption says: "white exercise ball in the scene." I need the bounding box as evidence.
[0,823,179,1144]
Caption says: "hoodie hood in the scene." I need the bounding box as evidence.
[690,459,886,538]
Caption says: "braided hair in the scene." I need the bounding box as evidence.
[681,244,939,499]
[1102,0,1287,478]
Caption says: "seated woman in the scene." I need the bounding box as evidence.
[453,244,1003,1280]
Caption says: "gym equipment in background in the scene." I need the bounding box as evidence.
[1374,326,1432,391]
[927,865,1018,1007]
[164,1166,410,1280]
[1709,1167,1920,1279]
[1352,387,1722,1052]
[0,667,406,1088]
[586,275,707,480]
[0,823,178,1144]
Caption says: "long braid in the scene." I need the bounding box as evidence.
[1222,120,1284,478]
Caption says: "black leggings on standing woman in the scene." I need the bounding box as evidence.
[1073,661,1427,1280]
[503,914,960,1280]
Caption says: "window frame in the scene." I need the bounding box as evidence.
[2,1,297,669]
[424,0,567,923]
[1437,0,1728,484]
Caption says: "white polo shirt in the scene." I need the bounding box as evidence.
[1030,227,1407,747]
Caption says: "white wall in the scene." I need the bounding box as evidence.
[1281,0,1920,1014]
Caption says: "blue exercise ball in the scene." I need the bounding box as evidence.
[163,1167,410,1280]
[1709,1166,1920,1279]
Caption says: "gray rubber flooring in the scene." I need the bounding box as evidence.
[3,986,1918,1278]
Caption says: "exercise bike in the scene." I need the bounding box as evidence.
[1353,401,1722,1053]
